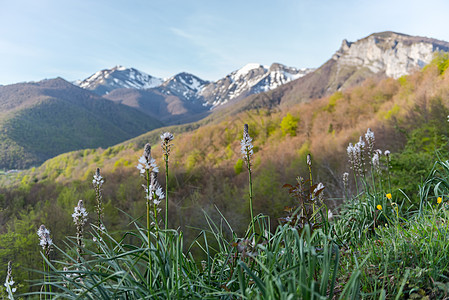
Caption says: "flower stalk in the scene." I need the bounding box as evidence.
[93,168,104,237]
[241,124,255,237]
[161,132,174,230]
[307,154,316,220]
[72,200,88,263]
[4,261,16,300]
[37,225,52,299]
[137,142,164,285]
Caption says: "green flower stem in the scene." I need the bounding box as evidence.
[145,169,152,286]
[248,167,255,238]
[386,157,392,193]
[353,172,359,197]
[146,169,151,249]
[165,155,169,230]
[43,256,47,300]
[48,255,52,297]
[153,201,160,250]
[308,164,316,222]
[95,186,101,238]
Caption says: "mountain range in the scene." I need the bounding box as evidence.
[77,62,313,124]
[1,31,449,169]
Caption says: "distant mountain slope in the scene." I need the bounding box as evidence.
[76,63,312,114]
[13,52,449,204]
[199,63,312,107]
[160,72,209,101]
[103,87,210,125]
[97,64,311,124]
[79,31,448,121]
[0,78,163,169]
[224,31,449,112]
[78,66,163,95]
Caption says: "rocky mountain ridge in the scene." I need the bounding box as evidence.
[333,31,449,79]
[199,63,312,107]
[76,63,313,109]
[78,66,164,95]
[77,32,449,112]
[2,31,449,169]
[235,31,449,112]
[159,72,209,101]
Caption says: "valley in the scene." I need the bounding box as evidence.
[1,31,449,297]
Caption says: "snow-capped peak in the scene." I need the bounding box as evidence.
[160,72,209,100]
[233,63,266,79]
[77,66,163,95]
[115,65,127,71]
[77,63,313,108]
[199,63,313,107]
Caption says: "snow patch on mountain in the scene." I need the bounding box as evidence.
[77,63,313,108]
[233,63,266,79]
[199,63,313,108]
[160,72,209,101]
[77,66,163,95]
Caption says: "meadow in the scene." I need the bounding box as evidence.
[2,123,449,299]
[2,55,449,299]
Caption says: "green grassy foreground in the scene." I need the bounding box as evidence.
[2,126,448,300]
[3,55,449,298]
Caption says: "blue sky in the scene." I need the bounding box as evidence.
[1,0,449,85]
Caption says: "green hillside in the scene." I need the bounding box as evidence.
[0,78,163,169]
[1,55,449,296]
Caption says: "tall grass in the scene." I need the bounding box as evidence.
[32,213,368,299]
[15,127,449,299]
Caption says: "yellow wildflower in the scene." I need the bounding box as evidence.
[377,204,382,210]
[437,197,443,204]
[386,193,392,200]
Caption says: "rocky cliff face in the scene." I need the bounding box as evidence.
[237,31,449,110]
[333,31,449,78]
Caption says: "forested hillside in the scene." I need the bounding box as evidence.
[1,54,449,296]
[0,78,163,169]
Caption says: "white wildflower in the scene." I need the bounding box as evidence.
[365,128,375,159]
[352,136,366,176]
[73,200,88,261]
[4,261,16,297]
[384,150,390,157]
[372,151,381,174]
[72,200,88,226]
[342,172,349,188]
[160,132,174,143]
[37,225,52,255]
[327,209,333,220]
[241,124,254,167]
[145,183,165,206]
[356,136,365,152]
[161,132,174,160]
[306,154,312,167]
[347,143,356,168]
[137,144,159,174]
[313,182,325,194]
[93,168,104,233]
[92,168,104,186]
